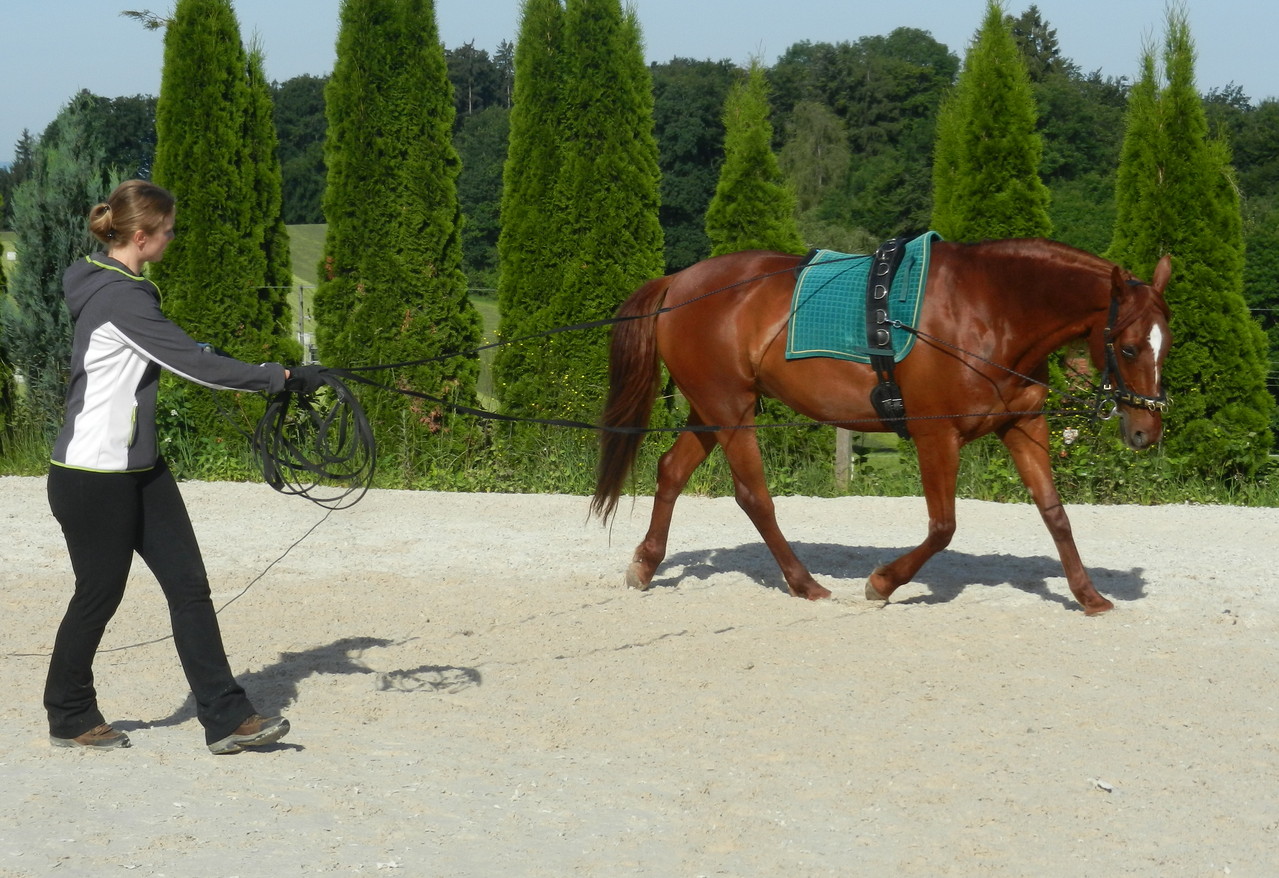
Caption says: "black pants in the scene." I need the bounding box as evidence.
[45,460,256,744]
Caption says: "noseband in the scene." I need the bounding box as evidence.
[1098,292,1168,417]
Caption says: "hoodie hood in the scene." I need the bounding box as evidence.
[62,254,153,320]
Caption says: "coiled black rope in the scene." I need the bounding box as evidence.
[253,369,376,509]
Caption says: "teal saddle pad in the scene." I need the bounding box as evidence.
[786,231,940,363]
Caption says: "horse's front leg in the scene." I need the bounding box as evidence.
[999,419,1113,615]
[627,426,716,590]
[718,428,831,600]
[866,433,960,602]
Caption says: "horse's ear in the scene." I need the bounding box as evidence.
[1151,254,1172,294]
[1110,264,1126,294]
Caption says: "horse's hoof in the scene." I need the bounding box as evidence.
[865,580,889,603]
[1083,597,1115,616]
[624,563,652,592]
[792,582,832,601]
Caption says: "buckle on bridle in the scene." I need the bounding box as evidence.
[1118,389,1169,413]
[1100,383,1168,417]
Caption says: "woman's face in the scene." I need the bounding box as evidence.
[138,213,176,264]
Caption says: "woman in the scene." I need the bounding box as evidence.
[45,179,323,754]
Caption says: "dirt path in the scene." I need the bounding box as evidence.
[2,475,1277,876]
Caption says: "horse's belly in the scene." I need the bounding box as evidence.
[756,350,879,425]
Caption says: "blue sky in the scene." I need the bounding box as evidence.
[3,0,1276,166]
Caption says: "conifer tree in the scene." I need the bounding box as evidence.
[651,58,738,272]
[1,132,38,229]
[0,96,110,441]
[525,0,664,422]
[780,100,850,218]
[316,0,482,442]
[151,0,266,350]
[704,62,821,472]
[1107,10,1273,476]
[493,0,564,415]
[705,61,806,257]
[150,0,296,443]
[0,279,11,445]
[931,0,1051,240]
[0,244,11,442]
[246,43,299,356]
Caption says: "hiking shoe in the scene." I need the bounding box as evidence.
[50,723,131,750]
[208,714,290,755]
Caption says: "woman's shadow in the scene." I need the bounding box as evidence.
[119,635,481,745]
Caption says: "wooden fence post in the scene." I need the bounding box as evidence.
[835,428,852,490]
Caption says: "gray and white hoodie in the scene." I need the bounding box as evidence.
[51,254,287,472]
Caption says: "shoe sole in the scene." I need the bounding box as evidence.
[49,734,131,750]
[209,717,290,755]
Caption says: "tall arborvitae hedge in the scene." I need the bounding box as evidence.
[152,0,270,351]
[246,43,299,353]
[316,0,481,447]
[494,0,565,416]
[530,0,664,423]
[151,0,297,443]
[1108,9,1273,477]
[931,0,1051,240]
[704,61,806,257]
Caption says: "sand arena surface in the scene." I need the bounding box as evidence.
[2,474,1277,876]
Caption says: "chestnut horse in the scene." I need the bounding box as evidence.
[591,238,1172,615]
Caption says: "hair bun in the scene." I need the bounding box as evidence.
[88,202,117,244]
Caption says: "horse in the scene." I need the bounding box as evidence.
[591,238,1172,615]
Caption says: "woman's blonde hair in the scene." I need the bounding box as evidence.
[88,180,176,246]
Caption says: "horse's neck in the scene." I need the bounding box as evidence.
[966,243,1111,364]
[1024,269,1108,344]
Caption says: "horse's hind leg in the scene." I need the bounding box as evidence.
[717,427,831,600]
[627,422,717,590]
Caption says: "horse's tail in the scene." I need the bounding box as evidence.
[591,276,669,522]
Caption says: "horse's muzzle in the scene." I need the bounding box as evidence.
[1120,410,1163,450]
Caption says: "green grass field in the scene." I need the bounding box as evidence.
[286,223,326,287]
[472,294,499,404]
[1,231,15,283]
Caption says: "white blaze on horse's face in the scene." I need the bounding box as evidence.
[1148,323,1166,387]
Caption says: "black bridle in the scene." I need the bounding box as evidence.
[1097,291,1169,418]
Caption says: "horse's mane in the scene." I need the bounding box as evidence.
[956,238,1169,328]
[964,237,1112,274]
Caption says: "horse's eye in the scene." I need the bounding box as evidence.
[1121,345,1138,360]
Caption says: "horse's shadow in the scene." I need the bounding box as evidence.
[118,635,481,740]
[653,540,1147,611]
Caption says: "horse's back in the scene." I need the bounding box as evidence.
[659,249,805,307]
[655,250,804,365]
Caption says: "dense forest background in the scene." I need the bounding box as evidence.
[3,7,1278,411]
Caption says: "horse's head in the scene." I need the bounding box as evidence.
[1100,255,1172,450]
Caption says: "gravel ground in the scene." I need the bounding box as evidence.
[2,475,1277,877]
